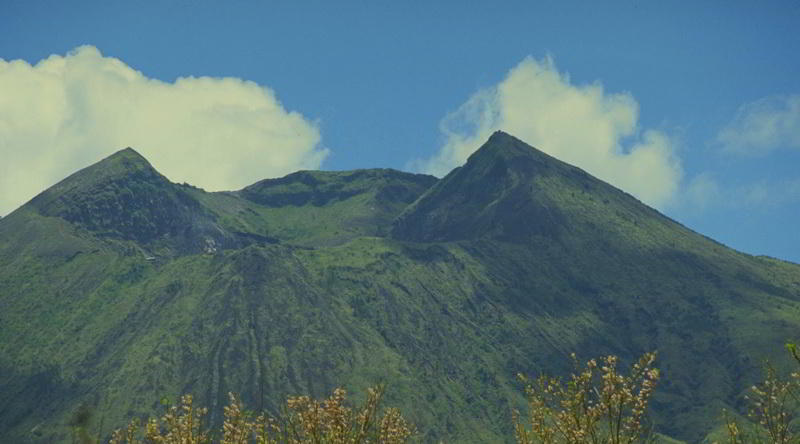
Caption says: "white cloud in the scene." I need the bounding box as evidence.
[681,175,800,211]
[738,179,800,208]
[685,173,721,210]
[716,94,800,154]
[0,45,327,215]
[413,56,682,209]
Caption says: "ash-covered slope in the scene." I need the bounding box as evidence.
[1,134,799,443]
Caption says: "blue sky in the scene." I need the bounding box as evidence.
[1,1,799,263]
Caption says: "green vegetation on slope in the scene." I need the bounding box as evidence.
[1,132,799,443]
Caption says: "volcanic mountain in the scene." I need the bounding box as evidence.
[1,132,799,443]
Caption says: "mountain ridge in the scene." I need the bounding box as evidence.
[1,133,799,443]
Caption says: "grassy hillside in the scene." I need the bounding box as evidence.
[1,132,799,443]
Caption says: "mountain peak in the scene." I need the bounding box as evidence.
[467,130,554,167]
[392,132,662,243]
[23,147,217,247]
[115,146,140,155]
[392,133,571,242]
[114,146,146,159]
[93,146,156,176]
[28,147,162,211]
[486,129,523,145]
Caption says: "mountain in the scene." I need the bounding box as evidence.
[1,132,799,443]
[239,168,436,245]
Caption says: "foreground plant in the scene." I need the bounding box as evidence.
[109,394,209,444]
[512,352,660,444]
[109,384,413,444]
[723,344,800,444]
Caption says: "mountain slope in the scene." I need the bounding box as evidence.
[236,168,436,245]
[396,132,800,437]
[394,131,680,244]
[1,134,799,443]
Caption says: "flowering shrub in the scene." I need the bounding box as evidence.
[723,343,800,444]
[108,384,413,444]
[109,394,209,444]
[512,352,660,444]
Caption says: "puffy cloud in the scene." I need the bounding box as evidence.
[414,56,682,209]
[0,46,327,215]
[716,94,800,155]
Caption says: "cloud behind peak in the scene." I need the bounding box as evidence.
[0,45,327,216]
[413,56,682,209]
